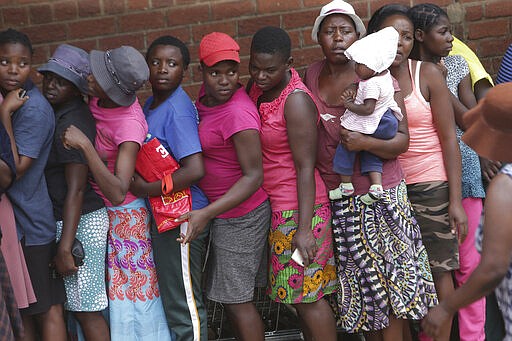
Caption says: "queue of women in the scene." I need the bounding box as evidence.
[0,0,511,340]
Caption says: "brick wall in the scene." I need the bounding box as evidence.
[1,0,510,100]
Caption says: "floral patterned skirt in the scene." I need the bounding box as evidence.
[267,203,337,304]
[330,181,438,333]
[106,199,172,341]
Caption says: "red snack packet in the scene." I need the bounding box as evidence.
[135,136,191,233]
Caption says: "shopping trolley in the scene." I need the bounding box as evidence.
[207,286,303,340]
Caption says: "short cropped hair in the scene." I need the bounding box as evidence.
[251,26,291,60]
[146,35,191,68]
[0,28,33,55]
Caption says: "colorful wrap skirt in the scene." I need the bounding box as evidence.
[106,198,172,341]
[330,181,438,333]
[267,202,337,304]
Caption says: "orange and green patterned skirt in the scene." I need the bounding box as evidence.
[267,203,337,304]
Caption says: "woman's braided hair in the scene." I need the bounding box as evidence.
[407,3,448,33]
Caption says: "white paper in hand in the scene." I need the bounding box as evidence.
[291,249,305,267]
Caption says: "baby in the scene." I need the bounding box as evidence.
[330,26,403,205]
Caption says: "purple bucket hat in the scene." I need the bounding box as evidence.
[38,44,90,94]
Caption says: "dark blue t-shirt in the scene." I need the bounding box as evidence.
[7,81,56,246]
[143,86,208,210]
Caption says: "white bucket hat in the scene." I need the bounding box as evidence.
[311,0,366,43]
[344,26,399,73]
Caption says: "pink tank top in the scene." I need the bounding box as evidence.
[398,60,447,184]
[249,68,329,211]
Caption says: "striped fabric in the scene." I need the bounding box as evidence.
[497,44,512,85]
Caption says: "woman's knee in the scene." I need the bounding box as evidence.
[38,304,65,324]
[74,311,105,323]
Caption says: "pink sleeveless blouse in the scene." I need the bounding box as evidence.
[249,68,329,211]
[398,60,448,184]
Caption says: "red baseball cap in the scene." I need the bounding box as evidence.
[199,32,240,67]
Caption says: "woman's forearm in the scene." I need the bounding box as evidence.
[60,163,88,250]
[296,166,315,231]
[80,141,127,205]
[451,94,468,130]
[442,141,463,203]
[201,171,262,220]
[133,152,205,198]
[60,188,83,249]
[442,262,506,315]
[362,131,409,159]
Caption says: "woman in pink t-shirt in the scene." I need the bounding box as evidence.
[62,46,172,340]
[179,32,270,340]
[248,26,337,340]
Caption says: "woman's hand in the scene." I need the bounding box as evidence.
[421,303,453,339]
[1,89,28,118]
[480,158,502,184]
[449,201,468,244]
[62,125,90,150]
[54,248,78,277]
[340,127,368,152]
[175,209,212,244]
[292,228,317,267]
